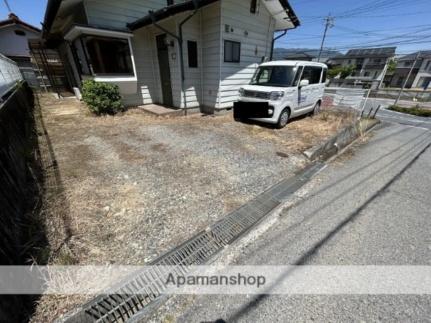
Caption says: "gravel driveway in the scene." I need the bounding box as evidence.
[32,93,355,321]
[36,94,355,266]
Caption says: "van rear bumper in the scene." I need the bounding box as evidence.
[233,101,273,119]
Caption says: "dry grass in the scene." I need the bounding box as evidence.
[31,93,355,322]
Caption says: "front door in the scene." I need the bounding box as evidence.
[156,34,173,107]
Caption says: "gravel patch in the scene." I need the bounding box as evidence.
[32,93,355,321]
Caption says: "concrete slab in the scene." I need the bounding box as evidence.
[138,104,184,116]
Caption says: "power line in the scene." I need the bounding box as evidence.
[3,0,11,13]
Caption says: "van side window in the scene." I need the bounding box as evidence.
[322,68,327,83]
[301,66,322,84]
[292,66,303,86]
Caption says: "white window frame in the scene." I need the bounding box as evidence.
[65,26,137,82]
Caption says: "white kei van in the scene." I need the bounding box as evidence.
[233,61,328,128]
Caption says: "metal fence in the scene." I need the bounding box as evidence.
[325,87,367,110]
[0,53,22,99]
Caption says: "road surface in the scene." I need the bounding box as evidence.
[362,97,431,130]
[171,108,431,321]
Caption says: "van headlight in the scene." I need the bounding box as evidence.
[270,91,284,101]
[239,88,245,97]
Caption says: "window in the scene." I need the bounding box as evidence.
[250,0,257,14]
[250,65,299,87]
[187,41,198,68]
[14,30,26,36]
[321,68,327,83]
[364,71,370,77]
[300,66,322,84]
[224,40,241,63]
[83,36,134,75]
[167,0,174,5]
[292,66,303,86]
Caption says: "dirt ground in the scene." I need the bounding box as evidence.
[32,93,355,321]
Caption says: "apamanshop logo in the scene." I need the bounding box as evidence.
[166,272,266,288]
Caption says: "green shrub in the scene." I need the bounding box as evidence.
[388,105,431,117]
[81,80,124,115]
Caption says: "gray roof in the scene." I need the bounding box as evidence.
[344,47,396,58]
[398,50,431,61]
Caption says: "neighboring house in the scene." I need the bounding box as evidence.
[42,0,300,112]
[273,48,340,63]
[329,47,396,89]
[389,51,431,89]
[0,13,41,87]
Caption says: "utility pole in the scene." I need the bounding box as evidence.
[317,15,334,62]
[3,0,11,13]
[394,52,420,106]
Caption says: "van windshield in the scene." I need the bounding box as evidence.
[250,65,298,87]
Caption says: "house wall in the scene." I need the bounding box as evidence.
[0,25,40,57]
[412,58,431,88]
[218,0,275,109]
[201,2,221,110]
[81,0,277,110]
[84,0,167,30]
[123,26,163,106]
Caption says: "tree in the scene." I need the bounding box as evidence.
[339,65,356,79]
[327,65,356,79]
[387,59,397,74]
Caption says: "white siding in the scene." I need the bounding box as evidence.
[84,0,167,30]
[0,25,40,57]
[201,2,221,110]
[218,0,275,108]
[82,0,277,110]
[122,27,162,106]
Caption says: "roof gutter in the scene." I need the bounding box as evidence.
[270,29,287,61]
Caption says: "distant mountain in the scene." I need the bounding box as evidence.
[273,48,342,61]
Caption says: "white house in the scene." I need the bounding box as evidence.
[389,51,431,89]
[0,13,41,87]
[42,0,299,112]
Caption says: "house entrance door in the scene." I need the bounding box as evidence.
[156,34,173,107]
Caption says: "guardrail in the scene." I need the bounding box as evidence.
[325,87,367,109]
[0,53,22,100]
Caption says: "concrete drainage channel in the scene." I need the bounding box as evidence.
[61,118,379,323]
[61,162,325,323]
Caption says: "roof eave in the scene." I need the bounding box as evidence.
[42,0,62,37]
[278,0,300,28]
[128,0,219,31]
[128,0,300,31]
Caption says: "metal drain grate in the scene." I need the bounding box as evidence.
[62,162,324,323]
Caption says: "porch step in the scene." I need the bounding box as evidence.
[138,104,184,116]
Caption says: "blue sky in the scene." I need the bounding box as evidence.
[279,0,431,54]
[1,0,430,55]
[0,0,47,27]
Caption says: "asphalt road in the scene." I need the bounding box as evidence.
[174,115,431,321]
[362,97,431,130]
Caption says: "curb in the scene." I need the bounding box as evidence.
[303,118,380,161]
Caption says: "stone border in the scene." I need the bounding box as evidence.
[303,118,380,161]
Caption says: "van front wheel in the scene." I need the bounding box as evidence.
[312,101,321,116]
[276,109,290,129]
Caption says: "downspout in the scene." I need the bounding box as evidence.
[149,0,199,115]
[270,29,287,61]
